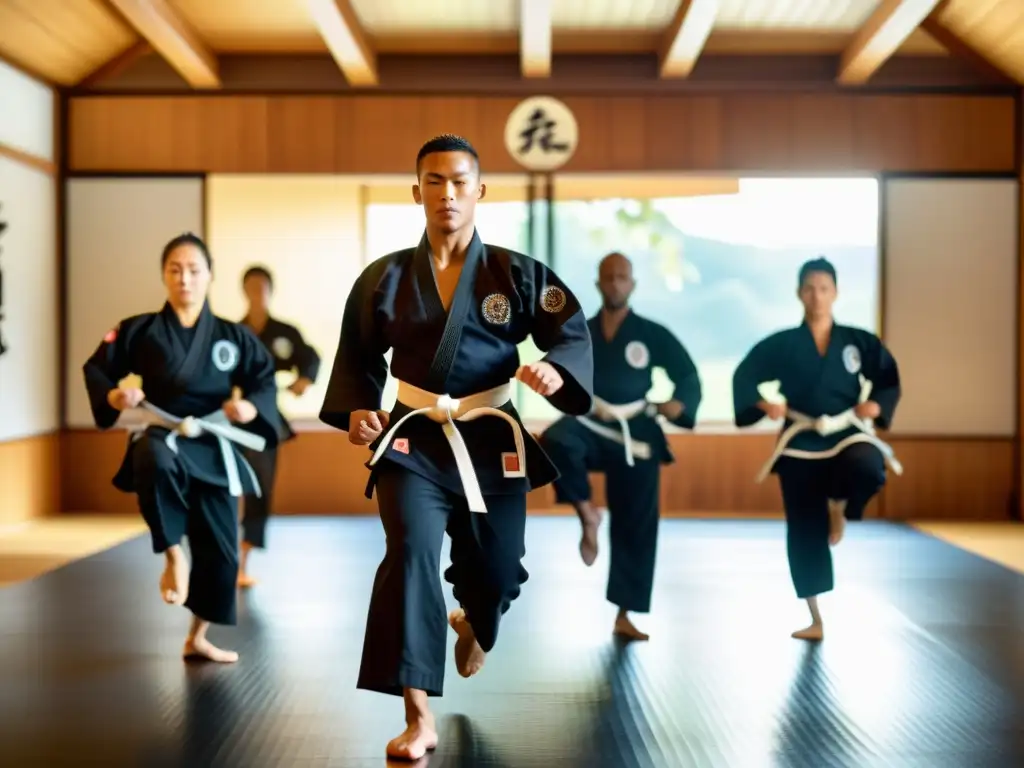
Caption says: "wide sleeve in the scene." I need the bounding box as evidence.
[290,325,322,382]
[732,335,781,428]
[81,320,135,430]
[651,325,702,430]
[319,268,390,432]
[232,325,283,448]
[527,263,594,416]
[860,333,901,429]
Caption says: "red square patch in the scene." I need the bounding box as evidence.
[503,454,520,473]
[392,438,410,455]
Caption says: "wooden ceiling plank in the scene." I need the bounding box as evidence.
[306,0,378,86]
[659,0,718,79]
[519,0,553,78]
[837,0,944,85]
[104,0,219,88]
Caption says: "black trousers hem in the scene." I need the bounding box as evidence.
[357,668,445,698]
[608,590,652,613]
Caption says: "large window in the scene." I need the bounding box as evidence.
[362,177,880,427]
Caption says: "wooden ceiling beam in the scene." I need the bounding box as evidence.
[307,0,378,87]
[838,0,943,85]
[74,41,153,89]
[519,0,553,78]
[103,0,219,88]
[659,0,718,78]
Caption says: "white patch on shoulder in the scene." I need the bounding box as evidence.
[271,336,293,359]
[481,293,511,325]
[625,340,650,370]
[540,285,567,314]
[842,344,861,374]
[212,339,240,372]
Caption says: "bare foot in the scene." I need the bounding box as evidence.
[237,572,257,588]
[828,499,846,547]
[183,636,240,663]
[577,503,602,566]
[613,613,650,642]
[386,717,438,761]
[791,623,824,641]
[160,546,189,605]
[449,608,486,678]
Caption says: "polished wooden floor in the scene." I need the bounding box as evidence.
[2,515,1024,767]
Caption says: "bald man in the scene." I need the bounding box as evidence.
[539,252,702,640]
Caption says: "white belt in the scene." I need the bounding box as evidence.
[368,380,525,514]
[755,407,903,483]
[577,397,655,467]
[118,402,266,497]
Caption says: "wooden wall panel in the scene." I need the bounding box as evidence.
[68,93,1017,174]
[0,434,60,526]
[61,430,1013,521]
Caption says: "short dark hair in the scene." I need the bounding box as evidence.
[161,232,211,269]
[242,265,274,290]
[798,256,837,288]
[415,134,480,176]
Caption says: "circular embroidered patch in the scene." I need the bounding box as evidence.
[481,293,511,325]
[272,336,293,359]
[625,340,650,369]
[212,340,240,372]
[842,344,861,374]
[541,286,567,314]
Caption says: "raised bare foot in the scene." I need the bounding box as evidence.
[237,571,257,588]
[791,623,824,641]
[160,546,189,605]
[183,636,239,663]
[449,608,486,678]
[613,614,650,642]
[577,504,602,566]
[828,499,846,547]
[386,717,438,761]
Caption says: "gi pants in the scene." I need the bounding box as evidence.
[132,434,238,626]
[240,447,277,549]
[775,442,886,599]
[541,417,661,614]
[357,462,529,697]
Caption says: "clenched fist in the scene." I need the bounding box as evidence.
[350,409,390,445]
[108,387,145,411]
[757,400,787,420]
[515,362,563,397]
[854,401,881,420]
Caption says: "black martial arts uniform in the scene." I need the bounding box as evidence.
[320,230,594,697]
[239,315,321,549]
[540,310,702,613]
[733,321,901,599]
[83,301,281,625]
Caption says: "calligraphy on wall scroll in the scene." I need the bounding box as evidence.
[503,96,579,173]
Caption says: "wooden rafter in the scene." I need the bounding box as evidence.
[104,0,219,88]
[838,0,943,85]
[519,0,553,78]
[307,0,378,87]
[659,0,718,78]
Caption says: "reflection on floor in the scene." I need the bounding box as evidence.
[1,515,1023,767]
[0,515,145,586]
